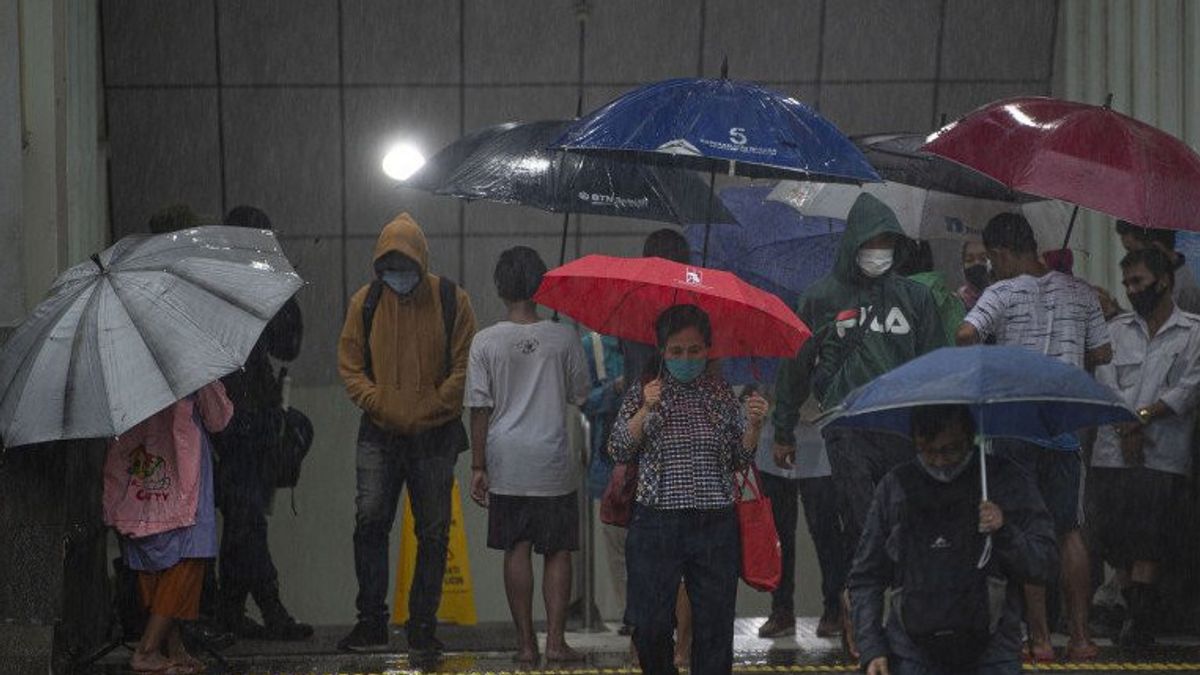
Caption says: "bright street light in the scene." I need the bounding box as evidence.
[382,142,426,181]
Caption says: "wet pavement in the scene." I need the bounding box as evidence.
[86,618,1200,674]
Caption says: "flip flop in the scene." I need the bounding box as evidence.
[1066,642,1101,661]
[1023,645,1056,663]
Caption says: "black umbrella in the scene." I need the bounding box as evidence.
[404,119,736,265]
[852,133,1032,202]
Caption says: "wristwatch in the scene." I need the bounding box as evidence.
[1137,407,1153,424]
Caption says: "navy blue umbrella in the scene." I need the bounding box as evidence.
[684,185,843,385]
[551,66,879,262]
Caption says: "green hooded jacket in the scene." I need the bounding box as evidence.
[772,194,946,444]
[908,270,966,345]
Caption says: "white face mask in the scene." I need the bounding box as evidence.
[917,449,975,483]
[857,248,894,278]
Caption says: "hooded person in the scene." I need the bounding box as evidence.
[770,193,946,658]
[336,213,477,659]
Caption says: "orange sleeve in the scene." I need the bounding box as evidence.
[338,287,380,415]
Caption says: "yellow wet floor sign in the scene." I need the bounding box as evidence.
[391,478,477,625]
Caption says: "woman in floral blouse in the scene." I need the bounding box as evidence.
[609,304,768,675]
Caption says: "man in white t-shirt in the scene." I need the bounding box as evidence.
[956,213,1112,662]
[465,246,591,664]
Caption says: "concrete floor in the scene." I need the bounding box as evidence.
[87,617,1200,674]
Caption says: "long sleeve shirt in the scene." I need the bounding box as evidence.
[1092,308,1200,476]
[608,372,753,510]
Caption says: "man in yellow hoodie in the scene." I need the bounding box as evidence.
[336,213,476,658]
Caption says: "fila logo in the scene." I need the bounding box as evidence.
[833,307,913,337]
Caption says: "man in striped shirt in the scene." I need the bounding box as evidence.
[956,213,1112,662]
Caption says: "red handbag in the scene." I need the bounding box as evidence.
[734,465,782,592]
[599,462,638,527]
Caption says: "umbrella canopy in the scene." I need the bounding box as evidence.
[768,133,1074,250]
[922,96,1200,232]
[532,255,811,359]
[825,345,1136,440]
[405,119,735,225]
[551,78,881,183]
[684,185,842,383]
[0,226,304,448]
[685,186,842,307]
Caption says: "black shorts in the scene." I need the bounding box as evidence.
[1089,467,1187,568]
[487,492,579,554]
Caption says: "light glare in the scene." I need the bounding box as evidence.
[382,143,426,181]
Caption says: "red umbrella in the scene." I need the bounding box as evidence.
[922,96,1200,232]
[533,255,810,358]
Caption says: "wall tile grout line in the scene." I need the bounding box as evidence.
[212,0,228,215]
[930,0,949,127]
[337,0,349,317]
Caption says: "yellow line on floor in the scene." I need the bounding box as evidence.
[307,664,1200,675]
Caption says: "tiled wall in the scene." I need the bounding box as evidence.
[102,0,1059,387]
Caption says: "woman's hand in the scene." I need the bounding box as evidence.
[642,379,663,412]
[744,392,768,427]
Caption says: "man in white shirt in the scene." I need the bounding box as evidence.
[465,246,591,664]
[956,213,1112,661]
[1090,248,1200,650]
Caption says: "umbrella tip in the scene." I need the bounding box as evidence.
[1104,92,1114,108]
[90,253,105,273]
[720,56,729,79]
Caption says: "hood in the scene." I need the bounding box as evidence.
[373,213,429,276]
[832,193,906,283]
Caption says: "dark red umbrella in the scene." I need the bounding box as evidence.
[922,96,1200,232]
[533,255,810,358]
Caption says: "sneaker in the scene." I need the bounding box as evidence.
[337,620,388,652]
[261,616,315,641]
[407,625,444,660]
[757,611,796,638]
[816,609,843,638]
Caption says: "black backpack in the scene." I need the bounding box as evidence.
[361,276,469,453]
[893,460,999,669]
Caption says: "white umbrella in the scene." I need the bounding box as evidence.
[766,179,1076,254]
[0,226,303,448]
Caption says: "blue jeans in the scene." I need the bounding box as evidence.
[352,416,457,637]
[625,505,739,675]
[892,658,1020,675]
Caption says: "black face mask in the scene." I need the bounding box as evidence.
[1128,283,1166,317]
[964,264,990,291]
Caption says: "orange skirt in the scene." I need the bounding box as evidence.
[137,558,205,620]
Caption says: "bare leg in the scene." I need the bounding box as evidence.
[544,550,583,661]
[674,581,692,667]
[166,624,203,671]
[504,542,539,663]
[1061,530,1097,652]
[131,614,174,672]
[1023,583,1054,655]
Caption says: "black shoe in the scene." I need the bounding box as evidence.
[407,629,445,659]
[261,616,315,641]
[758,611,796,638]
[337,620,389,652]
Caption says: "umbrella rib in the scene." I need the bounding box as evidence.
[60,279,108,436]
[169,268,287,321]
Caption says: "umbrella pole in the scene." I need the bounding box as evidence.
[553,212,571,322]
[978,434,993,569]
[1061,205,1080,250]
[702,168,717,265]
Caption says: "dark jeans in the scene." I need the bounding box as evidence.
[822,426,914,559]
[353,416,457,636]
[625,505,739,675]
[760,472,847,616]
[216,417,279,593]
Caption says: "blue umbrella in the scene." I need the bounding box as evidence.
[825,346,1135,441]
[826,345,1135,566]
[684,185,844,384]
[551,65,879,261]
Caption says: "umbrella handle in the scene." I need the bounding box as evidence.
[977,435,991,569]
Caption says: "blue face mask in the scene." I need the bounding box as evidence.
[665,358,705,383]
[382,269,421,296]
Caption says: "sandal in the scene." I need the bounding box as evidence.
[1066,641,1101,661]
[1023,644,1056,663]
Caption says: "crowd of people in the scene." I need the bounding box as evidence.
[99,195,1200,675]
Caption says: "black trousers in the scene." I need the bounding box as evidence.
[760,472,848,616]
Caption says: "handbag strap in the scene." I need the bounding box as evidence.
[733,465,764,502]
